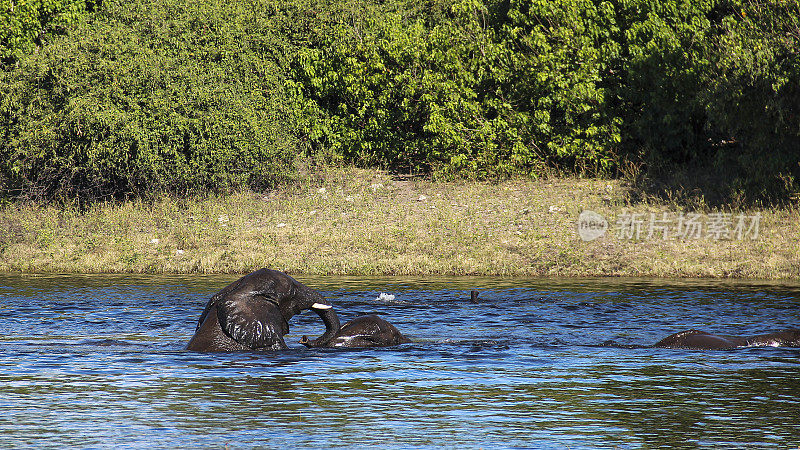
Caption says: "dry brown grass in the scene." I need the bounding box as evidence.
[1,167,798,278]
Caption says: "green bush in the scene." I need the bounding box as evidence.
[617,0,718,163]
[618,0,800,202]
[1,0,300,200]
[701,0,800,201]
[0,0,97,65]
[1,0,798,203]
[291,0,622,178]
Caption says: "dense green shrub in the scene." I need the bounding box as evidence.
[291,0,799,195]
[701,0,800,200]
[0,0,97,65]
[1,0,798,202]
[291,0,622,177]
[618,0,799,202]
[488,0,623,175]
[1,0,299,200]
[617,0,718,163]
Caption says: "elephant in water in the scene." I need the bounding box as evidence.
[187,269,340,352]
[654,329,800,350]
[300,314,411,348]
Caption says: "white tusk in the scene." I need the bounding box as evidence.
[311,303,332,310]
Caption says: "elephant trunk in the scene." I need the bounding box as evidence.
[302,304,340,347]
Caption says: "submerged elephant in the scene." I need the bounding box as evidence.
[300,314,411,348]
[187,268,340,352]
[654,329,800,350]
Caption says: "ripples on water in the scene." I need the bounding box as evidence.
[0,274,798,448]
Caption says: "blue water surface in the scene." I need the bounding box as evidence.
[0,274,798,448]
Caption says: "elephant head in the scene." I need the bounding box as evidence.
[187,268,340,351]
[300,314,410,348]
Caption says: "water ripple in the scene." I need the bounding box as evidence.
[0,275,798,448]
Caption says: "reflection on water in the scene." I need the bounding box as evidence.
[1,274,799,448]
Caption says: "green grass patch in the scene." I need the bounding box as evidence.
[1,168,797,278]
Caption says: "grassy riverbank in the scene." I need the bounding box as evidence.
[1,168,798,278]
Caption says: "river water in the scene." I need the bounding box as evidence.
[0,274,798,448]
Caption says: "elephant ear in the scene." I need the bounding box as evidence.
[216,292,287,350]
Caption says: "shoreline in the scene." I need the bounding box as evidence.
[1,168,798,279]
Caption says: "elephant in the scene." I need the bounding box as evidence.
[653,329,800,350]
[187,268,340,352]
[299,314,411,348]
